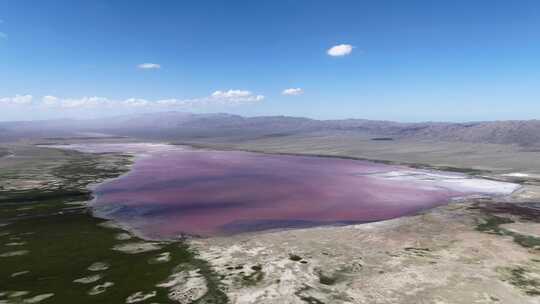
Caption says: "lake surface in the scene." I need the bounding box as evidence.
[49,143,519,238]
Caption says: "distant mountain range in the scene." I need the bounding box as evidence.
[1,112,539,147]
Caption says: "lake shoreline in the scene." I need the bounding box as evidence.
[44,141,520,239]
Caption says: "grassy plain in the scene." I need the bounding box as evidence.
[0,144,227,304]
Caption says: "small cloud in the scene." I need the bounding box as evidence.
[327,44,353,57]
[282,88,304,96]
[137,63,161,70]
[0,32,7,39]
[211,90,251,99]
[0,94,33,105]
[210,89,264,103]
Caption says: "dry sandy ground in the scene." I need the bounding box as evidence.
[190,185,540,304]
[180,133,540,174]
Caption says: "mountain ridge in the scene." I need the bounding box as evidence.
[1,112,539,147]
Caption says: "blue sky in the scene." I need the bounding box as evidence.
[1,0,539,122]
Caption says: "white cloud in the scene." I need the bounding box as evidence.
[137,63,161,70]
[327,44,353,57]
[60,96,112,108]
[282,88,304,96]
[155,98,184,106]
[154,90,263,107]
[42,95,59,106]
[210,89,264,103]
[0,94,33,105]
[122,98,150,107]
[211,90,251,99]
[1,89,264,109]
[38,96,111,108]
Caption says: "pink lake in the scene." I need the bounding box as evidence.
[76,145,518,238]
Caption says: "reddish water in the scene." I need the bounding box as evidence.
[92,150,469,238]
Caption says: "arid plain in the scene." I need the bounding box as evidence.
[1,115,540,303]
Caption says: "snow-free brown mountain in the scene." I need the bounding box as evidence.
[1,112,539,147]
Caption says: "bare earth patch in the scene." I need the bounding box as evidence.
[87,262,109,271]
[88,282,114,296]
[24,293,55,303]
[0,250,29,258]
[501,222,540,238]
[125,291,157,303]
[112,242,162,254]
[73,274,103,284]
[191,198,540,304]
[157,266,209,303]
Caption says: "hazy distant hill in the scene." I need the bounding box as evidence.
[1,112,539,147]
[404,120,540,147]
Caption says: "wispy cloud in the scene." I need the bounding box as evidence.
[0,32,7,39]
[4,89,264,109]
[282,88,304,96]
[155,90,264,107]
[210,90,264,103]
[58,96,112,108]
[137,63,161,70]
[42,95,59,106]
[122,98,150,107]
[0,95,33,105]
[327,44,353,57]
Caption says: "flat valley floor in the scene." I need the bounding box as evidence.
[0,140,539,304]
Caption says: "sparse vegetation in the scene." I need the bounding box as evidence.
[317,272,337,285]
[475,208,540,250]
[241,264,264,286]
[498,266,540,296]
[295,286,326,304]
[476,215,514,235]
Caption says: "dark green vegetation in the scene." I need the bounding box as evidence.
[289,254,303,262]
[0,146,227,304]
[0,148,130,223]
[296,294,325,304]
[294,286,325,304]
[472,202,540,250]
[0,213,226,303]
[475,215,514,235]
[498,266,540,296]
[316,271,337,286]
[472,201,540,296]
[240,264,264,286]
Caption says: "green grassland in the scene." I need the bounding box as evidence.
[0,145,227,304]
